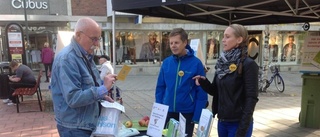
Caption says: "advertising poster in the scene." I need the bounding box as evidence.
[8,32,23,47]
[7,24,24,55]
[190,39,205,66]
[300,34,320,73]
[11,54,22,63]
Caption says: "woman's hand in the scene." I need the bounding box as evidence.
[192,75,206,86]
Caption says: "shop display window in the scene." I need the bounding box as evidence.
[206,31,220,62]
[268,35,280,62]
[268,31,306,65]
[109,30,206,65]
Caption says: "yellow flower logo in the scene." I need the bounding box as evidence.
[229,64,237,72]
[178,71,184,77]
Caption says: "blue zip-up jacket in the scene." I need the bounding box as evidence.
[155,44,208,122]
[51,37,108,131]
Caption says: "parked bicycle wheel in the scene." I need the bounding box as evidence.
[274,75,285,92]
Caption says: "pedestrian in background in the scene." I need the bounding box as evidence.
[155,28,208,137]
[98,55,114,80]
[2,60,36,105]
[193,24,259,137]
[41,42,54,82]
[50,17,117,137]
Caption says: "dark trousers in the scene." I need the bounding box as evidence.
[9,82,36,103]
[166,112,194,137]
[44,63,52,81]
[57,124,92,137]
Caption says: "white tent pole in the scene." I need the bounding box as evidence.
[112,11,116,71]
[261,25,270,90]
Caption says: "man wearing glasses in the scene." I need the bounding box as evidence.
[51,17,117,137]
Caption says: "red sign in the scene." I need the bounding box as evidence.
[9,47,23,54]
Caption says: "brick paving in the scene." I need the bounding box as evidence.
[0,70,319,137]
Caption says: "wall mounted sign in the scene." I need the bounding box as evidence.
[5,23,26,63]
[11,0,48,10]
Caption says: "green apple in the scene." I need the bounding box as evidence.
[124,120,133,128]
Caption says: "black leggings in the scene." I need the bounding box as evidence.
[9,82,36,103]
[44,63,52,81]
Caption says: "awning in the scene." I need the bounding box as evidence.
[112,0,320,26]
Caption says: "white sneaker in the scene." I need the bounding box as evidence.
[7,102,16,106]
[2,99,11,104]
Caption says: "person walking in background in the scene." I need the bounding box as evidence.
[193,24,259,137]
[98,55,122,104]
[50,17,117,137]
[2,60,36,105]
[41,42,54,82]
[155,28,208,137]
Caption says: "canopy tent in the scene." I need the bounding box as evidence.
[110,0,320,90]
[111,0,320,26]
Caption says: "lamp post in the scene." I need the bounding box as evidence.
[23,0,30,67]
[23,0,30,48]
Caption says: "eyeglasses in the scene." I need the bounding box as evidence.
[80,31,102,43]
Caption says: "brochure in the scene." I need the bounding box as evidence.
[196,109,213,137]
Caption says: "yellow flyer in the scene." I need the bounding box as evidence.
[117,65,131,81]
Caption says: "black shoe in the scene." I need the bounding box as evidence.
[45,80,49,82]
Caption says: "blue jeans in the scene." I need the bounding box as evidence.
[217,120,253,137]
[57,124,92,137]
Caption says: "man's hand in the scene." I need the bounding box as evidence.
[103,74,117,91]
[104,95,114,103]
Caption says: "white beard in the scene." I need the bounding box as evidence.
[90,46,96,50]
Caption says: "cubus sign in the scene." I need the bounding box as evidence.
[11,0,48,10]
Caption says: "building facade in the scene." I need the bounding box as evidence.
[0,0,319,72]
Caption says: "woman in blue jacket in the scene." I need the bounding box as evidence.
[193,24,259,137]
[156,28,208,137]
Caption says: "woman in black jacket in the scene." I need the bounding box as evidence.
[193,24,259,137]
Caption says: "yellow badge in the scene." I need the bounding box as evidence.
[178,71,184,77]
[229,64,237,72]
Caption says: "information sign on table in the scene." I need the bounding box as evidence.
[146,102,169,137]
[178,113,186,137]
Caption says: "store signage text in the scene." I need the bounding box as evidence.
[12,0,48,10]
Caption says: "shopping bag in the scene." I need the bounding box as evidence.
[92,101,125,137]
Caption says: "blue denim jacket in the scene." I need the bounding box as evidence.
[51,37,108,131]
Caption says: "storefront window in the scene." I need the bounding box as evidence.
[268,31,306,65]
[111,31,162,65]
[108,30,208,65]
[161,31,171,60]
[206,31,220,63]
[268,35,280,62]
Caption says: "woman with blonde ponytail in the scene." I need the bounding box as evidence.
[193,24,259,137]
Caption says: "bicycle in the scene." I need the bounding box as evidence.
[258,63,285,93]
